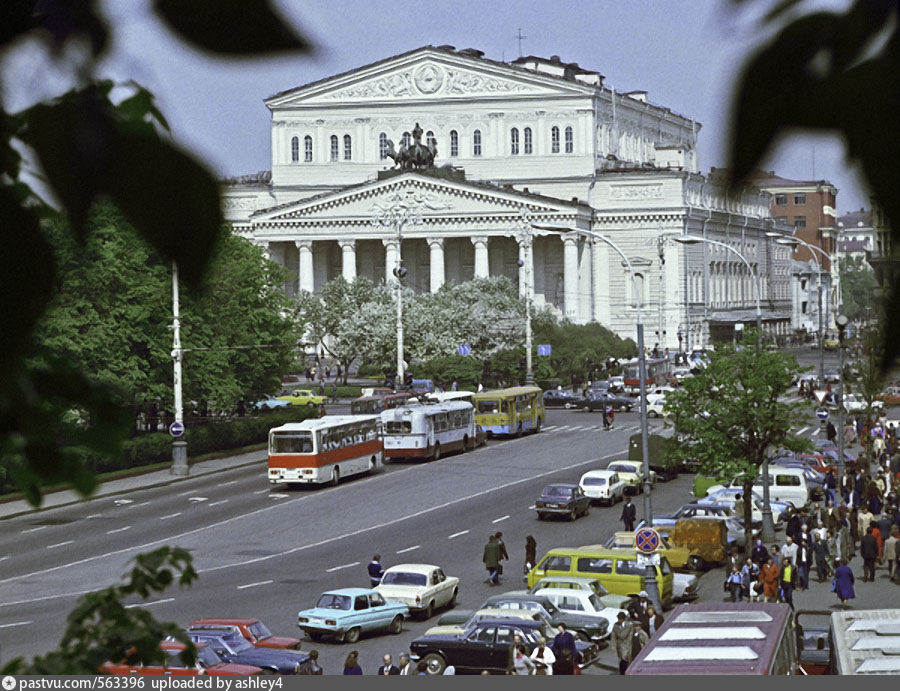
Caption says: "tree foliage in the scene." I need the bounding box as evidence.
[838,255,878,323]
[727,0,898,368]
[663,333,811,541]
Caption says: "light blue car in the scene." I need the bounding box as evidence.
[699,488,789,525]
[296,588,408,644]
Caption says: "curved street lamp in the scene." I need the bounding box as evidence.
[672,234,777,544]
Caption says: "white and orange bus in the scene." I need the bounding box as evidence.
[267,415,382,487]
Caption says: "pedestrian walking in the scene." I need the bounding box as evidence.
[726,566,743,602]
[494,531,509,582]
[530,636,556,675]
[760,556,779,603]
[621,495,636,532]
[885,527,899,580]
[750,538,769,566]
[367,554,384,587]
[780,535,798,567]
[377,653,400,675]
[343,650,363,675]
[813,532,831,582]
[483,534,501,585]
[833,558,856,608]
[779,558,798,609]
[511,644,536,675]
[827,420,837,443]
[628,620,649,668]
[611,612,632,675]
[397,653,413,675]
[330,382,338,404]
[298,650,323,675]
[860,526,878,582]
[602,405,611,430]
[524,535,537,576]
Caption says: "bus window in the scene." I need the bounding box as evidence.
[477,400,501,414]
[271,432,314,454]
[385,421,412,434]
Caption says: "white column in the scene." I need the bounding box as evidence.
[593,240,610,324]
[563,234,580,321]
[578,238,592,323]
[295,240,314,293]
[472,236,490,278]
[428,238,445,292]
[339,239,356,281]
[383,238,399,285]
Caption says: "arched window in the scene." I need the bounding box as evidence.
[330,135,339,162]
[426,130,436,149]
[449,130,458,157]
[565,126,574,153]
[510,127,519,155]
[343,134,352,160]
[402,131,411,149]
[291,136,299,162]
[303,135,313,162]
[524,127,533,154]
[379,132,389,160]
[551,126,560,153]
[473,129,482,156]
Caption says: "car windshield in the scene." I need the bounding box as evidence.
[608,464,632,473]
[196,646,222,668]
[543,486,573,498]
[381,572,427,587]
[247,621,272,641]
[316,593,351,610]
[476,400,501,414]
[219,631,253,653]
[581,477,607,486]
[270,431,314,454]
[587,593,605,611]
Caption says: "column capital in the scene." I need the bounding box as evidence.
[382,238,400,249]
[471,235,489,248]
[562,233,580,247]
[294,240,313,251]
[427,237,445,250]
[338,239,356,251]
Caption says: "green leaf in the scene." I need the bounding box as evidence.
[26,0,109,57]
[153,0,312,56]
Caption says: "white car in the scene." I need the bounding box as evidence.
[699,488,786,528]
[532,587,627,638]
[647,399,668,418]
[374,563,459,620]
[644,386,676,405]
[579,470,626,505]
[605,460,657,494]
[527,576,633,611]
[840,393,883,414]
[672,571,700,602]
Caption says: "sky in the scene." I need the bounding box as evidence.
[4,0,871,215]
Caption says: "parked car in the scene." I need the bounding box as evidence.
[646,399,668,418]
[876,386,900,405]
[839,392,883,414]
[252,395,291,410]
[183,626,308,674]
[542,389,581,408]
[578,469,626,505]
[374,563,459,620]
[534,483,591,521]
[653,502,735,527]
[706,466,812,510]
[101,640,263,676]
[296,588,408,644]
[190,618,301,649]
[605,460,657,494]
[644,386,676,405]
[579,390,636,412]
[698,488,789,526]
[526,576,635,611]
[531,586,628,635]
[275,389,326,407]
[607,376,626,393]
[436,591,610,643]
[409,617,600,675]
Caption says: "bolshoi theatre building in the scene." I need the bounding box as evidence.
[222,45,794,350]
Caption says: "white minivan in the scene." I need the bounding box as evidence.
[708,466,810,510]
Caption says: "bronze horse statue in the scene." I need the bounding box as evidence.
[385,122,436,170]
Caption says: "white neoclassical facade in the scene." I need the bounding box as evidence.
[223,45,793,349]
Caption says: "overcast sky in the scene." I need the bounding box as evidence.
[6,0,870,214]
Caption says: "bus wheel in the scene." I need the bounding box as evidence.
[516,423,523,438]
[432,443,441,461]
[463,435,470,450]
[331,467,340,487]
[534,418,542,434]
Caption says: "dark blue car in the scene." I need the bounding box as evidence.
[184,625,308,674]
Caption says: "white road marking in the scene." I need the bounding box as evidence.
[125,598,174,609]
[188,496,208,503]
[237,580,274,590]
[0,556,8,562]
[811,429,820,437]
[270,493,289,499]
[220,480,239,487]
[177,489,201,497]
[0,621,32,629]
[47,541,74,549]
[85,514,103,519]
[492,515,510,524]
[798,426,810,435]
[20,526,46,534]
[160,513,181,521]
[447,530,469,539]
[528,505,536,510]
[326,562,360,572]
[106,526,131,534]
[396,545,420,554]
[113,499,133,505]
[130,501,152,508]
[207,500,229,507]
[253,489,269,495]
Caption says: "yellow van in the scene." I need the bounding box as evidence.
[526,547,674,610]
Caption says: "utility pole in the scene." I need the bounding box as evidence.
[170,261,188,476]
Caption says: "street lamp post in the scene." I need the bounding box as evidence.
[531,223,660,612]
[836,314,849,505]
[673,234,777,544]
[512,211,535,385]
[170,261,188,476]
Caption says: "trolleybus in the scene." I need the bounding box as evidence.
[380,400,475,461]
[472,386,544,437]
[267,415,381,487]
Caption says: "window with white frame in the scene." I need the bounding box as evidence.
[303,135,313,162]
[551,126,560,153]
[330,135,339,162]
[565,125,574,153]
[510,127,519,155]
[450,130,458,157]
[473,129,482,156]
[291,136,299,162]
[524,127,533,154]
[379,132,389,160]
[343,134,352,160]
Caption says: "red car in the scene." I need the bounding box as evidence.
[101,640,261,675]
[190,618,302,650]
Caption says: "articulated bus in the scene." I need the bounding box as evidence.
[472,385,544,437]
[626,602,799,675]
[267,415,382,487]
[380,400,476,461]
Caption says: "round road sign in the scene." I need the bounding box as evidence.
[168,421,185,438]
[634,527,661,553]
[816,408,829,420]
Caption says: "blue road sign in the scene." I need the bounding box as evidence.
[537,344,551,356]
[816,408,829,420]
[457,344,471,356]
[169,421,185,438]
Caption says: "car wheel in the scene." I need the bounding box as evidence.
[422,653,447,675]
[305,401,314,407]
[343,626,361,644]
[569,509,577,521]
[420,601,434,620]
[389,615,403,635]
[308,632,322,642]
[649,411,658,418]
[448,589,458,608]
[583,405,591,413]
[537,512,547,521]
[687,555,706,572]
[258,668,278,676]
[582,504,591,517]
[462,434,471,451]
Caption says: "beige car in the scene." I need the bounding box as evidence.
[374,563,459,620]
[605,460,657,494]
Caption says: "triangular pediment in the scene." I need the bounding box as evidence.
[267,46,593,108]
[251,172,585,228]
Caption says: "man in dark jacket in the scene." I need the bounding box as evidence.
[785,509,802,541]
[550,623,577,667]
[483,535,502,585]
[621,496,637,531]
[860,526,879,582]
[368,554,384,587]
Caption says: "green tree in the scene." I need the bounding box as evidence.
[663,333,811,544]
[838,255,878,323]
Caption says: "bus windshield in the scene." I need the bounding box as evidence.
[476,399,501,414]
[270,431,314,454]
[384,420,412,434]
[351,397,384,414]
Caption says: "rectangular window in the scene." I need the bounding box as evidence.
[473,130,482,157]
[794,216,807,228]
[774,193,787,205]
[565,126,574,153]
[794,192,806,205]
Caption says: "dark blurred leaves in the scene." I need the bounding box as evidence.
[727,0,900,370]
[32,0,108,57]
[154,0,312,55]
